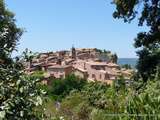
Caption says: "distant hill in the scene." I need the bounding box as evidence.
[118,58,138,68]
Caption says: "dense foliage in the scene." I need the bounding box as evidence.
[0,0,44,119]
[46,75,87,100]
[94,48,118,63]
[121,64,132,69]
[43,74,160,120]
[112,0,160,81]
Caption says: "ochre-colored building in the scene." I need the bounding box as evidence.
[47,65,73,79]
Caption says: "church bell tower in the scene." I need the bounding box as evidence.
[71,45,76,59]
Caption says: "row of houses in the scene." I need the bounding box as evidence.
[25,47,133,85]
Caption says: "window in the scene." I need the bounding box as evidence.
[99,74,102,79]
[105,74,109,79]
[92,74,96,79]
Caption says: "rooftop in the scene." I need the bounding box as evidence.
[86,61,107,66]
[75,68,87,73]
[48,65,72,69]
[106,62,119,67]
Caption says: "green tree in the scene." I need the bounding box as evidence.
[121,64,132,69]
[126,80,160,120]
[0,1,22,64]
[110,53,118,63]
[112,0,160,81]
[49,75,86,100]
[52,81,128,120]
[22,48,38,69]
[0,0,44,119]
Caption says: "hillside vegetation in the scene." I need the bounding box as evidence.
[40,73,160,120]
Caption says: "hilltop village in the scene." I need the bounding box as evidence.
[25,48,133,84]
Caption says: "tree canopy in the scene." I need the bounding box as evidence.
[0,0,44,119]
[0,0,22,64]
[113,0,160,81]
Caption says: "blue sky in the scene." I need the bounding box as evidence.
[6,0,146,58]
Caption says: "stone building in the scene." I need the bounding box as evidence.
[47,65,73,79]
